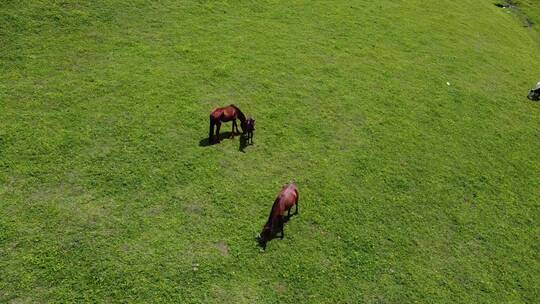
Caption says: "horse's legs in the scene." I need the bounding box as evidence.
[294,200,299,215]
[216,122,222,142]
[209,118,215,142]
[234,119,239,134]
[231,120,236,138]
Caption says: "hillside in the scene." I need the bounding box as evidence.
[1,1,539,303]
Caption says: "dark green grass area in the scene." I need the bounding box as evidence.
[1,1,539,302]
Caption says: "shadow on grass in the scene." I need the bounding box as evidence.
[199,132,236,147]
[239,134,254,153]
[200,132,254,153]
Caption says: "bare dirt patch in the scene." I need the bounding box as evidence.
[216,241,229,256]
[183,201,203,215]
[275,282,287,294]
[145,204,166,216]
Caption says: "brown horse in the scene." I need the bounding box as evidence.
[209,104,247,143]
[258,183,299,250]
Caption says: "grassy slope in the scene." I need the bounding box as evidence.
[1,0,539,303]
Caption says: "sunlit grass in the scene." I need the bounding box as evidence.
[1,1,539,302]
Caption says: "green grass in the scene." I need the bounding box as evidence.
[1,0,540,303]
[514,0,540,25]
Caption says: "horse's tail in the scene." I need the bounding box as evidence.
[209,115,215,140]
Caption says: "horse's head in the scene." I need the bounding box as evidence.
[241,119,248,134]
[242,117,255,134]
[257,226,272,250]
[246,118,255,132]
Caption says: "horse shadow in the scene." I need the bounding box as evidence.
[199,132,234,147]
[200,132,254,152]
[239,135,254,153]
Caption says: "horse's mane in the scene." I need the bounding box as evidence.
[230,104,246,121]
[265,196,280,228]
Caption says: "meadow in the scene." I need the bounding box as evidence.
[1,1,540,303]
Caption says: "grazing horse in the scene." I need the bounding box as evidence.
[258,183,299,250]
[209,104,247,143]
[245,117,255,144]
